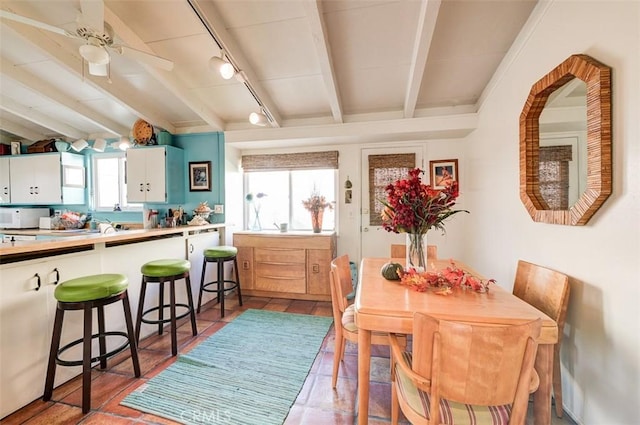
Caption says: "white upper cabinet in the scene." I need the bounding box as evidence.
[0,157,10,204]
[126,146,184,204]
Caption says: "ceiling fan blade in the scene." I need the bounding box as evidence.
[115,45,174,71]
[80,0,104,34]
[0,10,76,38]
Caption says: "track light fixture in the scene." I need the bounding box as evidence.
[71,138,88,152]
[93,138,107,152]
[209,50,235,80]
[249,109,269,126]
[117,136,132,151]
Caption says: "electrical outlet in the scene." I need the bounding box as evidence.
[213,204,224,214]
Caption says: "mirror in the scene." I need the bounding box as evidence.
[520,54,611,225]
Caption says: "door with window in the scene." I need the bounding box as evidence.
[360,146,423,259]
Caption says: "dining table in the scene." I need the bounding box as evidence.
[354,257,558,425]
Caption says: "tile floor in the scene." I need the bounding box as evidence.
[1,295,577,425]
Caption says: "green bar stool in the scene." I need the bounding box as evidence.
[197,246,243,318]
[135,259,197,356]
[43,274,141,414]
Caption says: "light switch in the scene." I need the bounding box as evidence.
[213,204,224,214]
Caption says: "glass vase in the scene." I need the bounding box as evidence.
[251,208,262,231]
[406,232,427,272]
[311,209,324,233]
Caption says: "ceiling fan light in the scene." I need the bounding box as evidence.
[79,43,109,65]
[249,111,269,126]
[71,138,88,152]
[88,62,108,76]
[93,138,107,152]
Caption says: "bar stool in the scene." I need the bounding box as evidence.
[43,274,141,414]
[197,246,243,317]
[135,259,197,356]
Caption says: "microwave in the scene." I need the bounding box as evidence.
[0,208,50,229]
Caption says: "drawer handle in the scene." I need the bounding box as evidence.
[52,268,60,285]
[312,264,320,273]
[139,183,144,192]
[33,273,41,291]
[242,261,250,270]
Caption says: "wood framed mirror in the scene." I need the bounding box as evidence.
[520,54,611,225]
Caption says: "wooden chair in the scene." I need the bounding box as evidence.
[329,255,403,388]
[389,313,542,425]
[390,244,438,260]
[513,260,570,418]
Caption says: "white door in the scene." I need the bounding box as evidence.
[144,147,167,202]
[0,157,10,204]
[360,146,423,259]
[33,155,62,204]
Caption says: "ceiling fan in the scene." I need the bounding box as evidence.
[0,0,174,77]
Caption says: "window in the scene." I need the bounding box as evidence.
[92,152,142,211]
[245,169,336,231]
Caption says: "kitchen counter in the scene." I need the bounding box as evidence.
[0,223,226,263]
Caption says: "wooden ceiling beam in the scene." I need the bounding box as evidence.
[0,118,47,142]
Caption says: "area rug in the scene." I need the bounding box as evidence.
[121,309,333,425]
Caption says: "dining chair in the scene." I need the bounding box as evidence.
[389,313,541,425]
[390,244,438,260]
[329,255,403,388]
[513,260,570,418]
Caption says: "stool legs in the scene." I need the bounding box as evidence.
[82,305,92,413]
[122,291,141,378]
[197,257,243,317]
[184,275,198,337]
[233,257,243,308]
[43,308,64,402]
[134,277,147,344]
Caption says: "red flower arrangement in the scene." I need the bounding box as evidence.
[380,168,467,235]
[398,260,495,295]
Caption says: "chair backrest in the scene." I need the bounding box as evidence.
[513,260,570,328]
[412,313,541,411]
[330,255,353,314]
[390,244,438,260]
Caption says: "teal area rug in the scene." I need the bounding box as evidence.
[121,309,333,425]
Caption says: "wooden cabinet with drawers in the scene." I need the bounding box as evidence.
[233,231,336,301]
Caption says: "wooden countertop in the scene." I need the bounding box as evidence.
[0,223,226,258]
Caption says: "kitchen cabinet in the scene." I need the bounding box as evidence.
[186,229,221,307]
[0,250,100,419]
[233,232,336,301]
[0,157,10,204]
[8,152,85,205]
[126,146,184,203]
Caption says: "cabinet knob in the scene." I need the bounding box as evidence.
[139,183,144,192]
[312,264,320,273]
[242,261,251,270]
[2,187,7,195]
[146,183,151,192]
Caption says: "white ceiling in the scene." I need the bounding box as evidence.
[0,0,537,149]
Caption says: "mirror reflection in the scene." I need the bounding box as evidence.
[538,79,587,210]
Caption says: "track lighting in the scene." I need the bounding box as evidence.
[117,136,132,151]
[93,138,107,152]
[71,139,88,152]
[249,109,269,126]
[209,51,235,80]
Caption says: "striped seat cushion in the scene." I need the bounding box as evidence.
[342,304,358,332]
[395,352,512,425]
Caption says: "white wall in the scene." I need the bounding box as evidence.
[463,1,639,424]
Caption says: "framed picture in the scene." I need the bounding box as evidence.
[430,159,458,189]
[189,161,212,191]
[10,141,21,155]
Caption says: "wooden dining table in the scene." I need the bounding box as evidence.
[354,257,558,425]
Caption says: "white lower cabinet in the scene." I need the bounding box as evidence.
[186,230,221,309]
[0,250,100,419]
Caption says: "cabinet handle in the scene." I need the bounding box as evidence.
[242,261,251,270]
[52,268,60,285]
[33,273,41,291]
[139,183,144,192]
[2,187,7,195]
[146,183,151,192]
[312,264,320,273]
[29,186,34,194]
[34,186,39,194]
[189,243,194,254]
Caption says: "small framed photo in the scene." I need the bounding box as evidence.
[10,141,21,155]
[189,161,212,191]
[430,159,459,189]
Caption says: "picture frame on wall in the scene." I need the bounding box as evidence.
[189,161,212,191]
[430,159,459,189]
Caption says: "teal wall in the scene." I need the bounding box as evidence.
[49,132,225,225]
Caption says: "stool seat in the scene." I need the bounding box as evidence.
[203,246,238,258]
[54,274,128,303]
[141,259,190,277]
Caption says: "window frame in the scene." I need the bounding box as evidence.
[91,152,142,212]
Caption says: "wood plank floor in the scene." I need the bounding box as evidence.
[0,295,577,424]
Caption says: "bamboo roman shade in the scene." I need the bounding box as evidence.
[368,153,416,226]
[242,151,339,171]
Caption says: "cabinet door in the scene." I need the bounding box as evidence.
[307,249,332,296]
[9,155,62,204]
[187,231,220,307]
[126,148,148,203]
[143,148,167,202]
[0,157,10,204]
[235,246,254,290]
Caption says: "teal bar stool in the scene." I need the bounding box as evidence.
[43,274,141,414]
[135,259,197,356]
[197,246,243,318]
